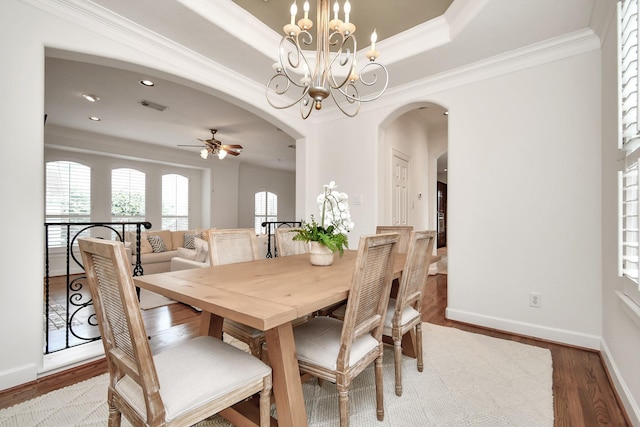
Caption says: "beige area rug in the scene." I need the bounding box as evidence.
[138,288,177,310]
[0,324,553,426]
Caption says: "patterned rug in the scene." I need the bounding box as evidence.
[0,324,553,426]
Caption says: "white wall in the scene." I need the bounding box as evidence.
[444,51,602,347]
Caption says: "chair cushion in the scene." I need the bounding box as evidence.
[293,316,379,370]
[382,298,420,336]
[114,336,271,423]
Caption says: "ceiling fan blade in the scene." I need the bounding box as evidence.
[224,150,241,156]
[178,144,207,147]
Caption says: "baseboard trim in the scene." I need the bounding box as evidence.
[445,308,601,350]
[0,364,37,392]
[600,340,640,427]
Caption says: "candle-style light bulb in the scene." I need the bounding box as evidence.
[344,0,351,24]
[303,1,309,19]
[290,2,297,25]
[333,1,339,19]
[370,29,377,51]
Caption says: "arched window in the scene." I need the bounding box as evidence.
[162,173,189,230]
[112,168,146,224]
[45,160,91,247]
[255,190,277,234]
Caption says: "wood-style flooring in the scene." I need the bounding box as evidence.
[0,273,632,426]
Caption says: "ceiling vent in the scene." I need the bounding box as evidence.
[139,100,168,112]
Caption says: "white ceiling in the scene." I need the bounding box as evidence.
[44,0,601,173]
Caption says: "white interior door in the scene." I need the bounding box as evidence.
[392,152,410,225]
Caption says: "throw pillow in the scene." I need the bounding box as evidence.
[177,247,197,261]
[194,237,209,263]
[183,233,197,250]
[139,236,153,254]
[147,235,167,253]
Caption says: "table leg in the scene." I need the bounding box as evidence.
[265,323,308,427]
[199,311,224,339]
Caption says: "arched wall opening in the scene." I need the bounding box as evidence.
[378,102,448,248]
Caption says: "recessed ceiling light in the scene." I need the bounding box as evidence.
[139,79,155,87]
[89,116,101,121]
[444,111,449,116]
[81,93,100,102]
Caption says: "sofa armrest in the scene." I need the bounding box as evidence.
[170,257,209,271]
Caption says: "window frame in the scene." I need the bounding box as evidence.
[111,167,146,226]
[161,173,189,231]
[619,0,640,307]
[254,190,278,235]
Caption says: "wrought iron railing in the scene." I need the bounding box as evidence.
[261,221,302,258]
[43,221,151,354]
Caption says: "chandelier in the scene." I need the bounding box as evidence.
[266,0,389,119]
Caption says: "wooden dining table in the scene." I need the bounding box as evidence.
[134,250,406,427]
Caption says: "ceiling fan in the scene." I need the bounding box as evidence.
[178,129,243,160]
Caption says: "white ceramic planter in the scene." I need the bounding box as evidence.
[309,241,334,266]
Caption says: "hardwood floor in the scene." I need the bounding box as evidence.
[1,274,632,426]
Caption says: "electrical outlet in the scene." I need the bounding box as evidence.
[529,292,541,308]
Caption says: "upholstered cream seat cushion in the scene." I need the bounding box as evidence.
[293,317,379,370]
[382,298,420,336]
[114,336,271,423]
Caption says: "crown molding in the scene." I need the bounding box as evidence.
[177,0,282,64]
[381,27,601,108]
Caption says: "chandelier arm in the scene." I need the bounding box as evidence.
[335,62,389,103]
[330,84,360,117]
[300,96,314,119]
[266,74,311,110]
[326,33,356,90]
[280,36,312,89]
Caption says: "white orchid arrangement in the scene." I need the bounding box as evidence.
[294,181,354,255]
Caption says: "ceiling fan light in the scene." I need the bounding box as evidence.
[81,93,100,102]
[218,149,227,159]
[200,148,209,159]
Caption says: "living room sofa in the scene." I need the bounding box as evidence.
[127,229,211,274]
[169,232,273,272]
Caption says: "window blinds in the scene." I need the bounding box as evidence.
[621,0,640,146]
[622,162,639,281]
[621,0,640,295]
[45,161,91,247]
[161,174,189,231]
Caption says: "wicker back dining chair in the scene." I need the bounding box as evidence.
[207,228,267,359]
[375,225,414,253]
[382,230,436,396]
[275,227,309,257]
[207,227,260,266]
[292,233,400,427]
[78,237,272,427]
